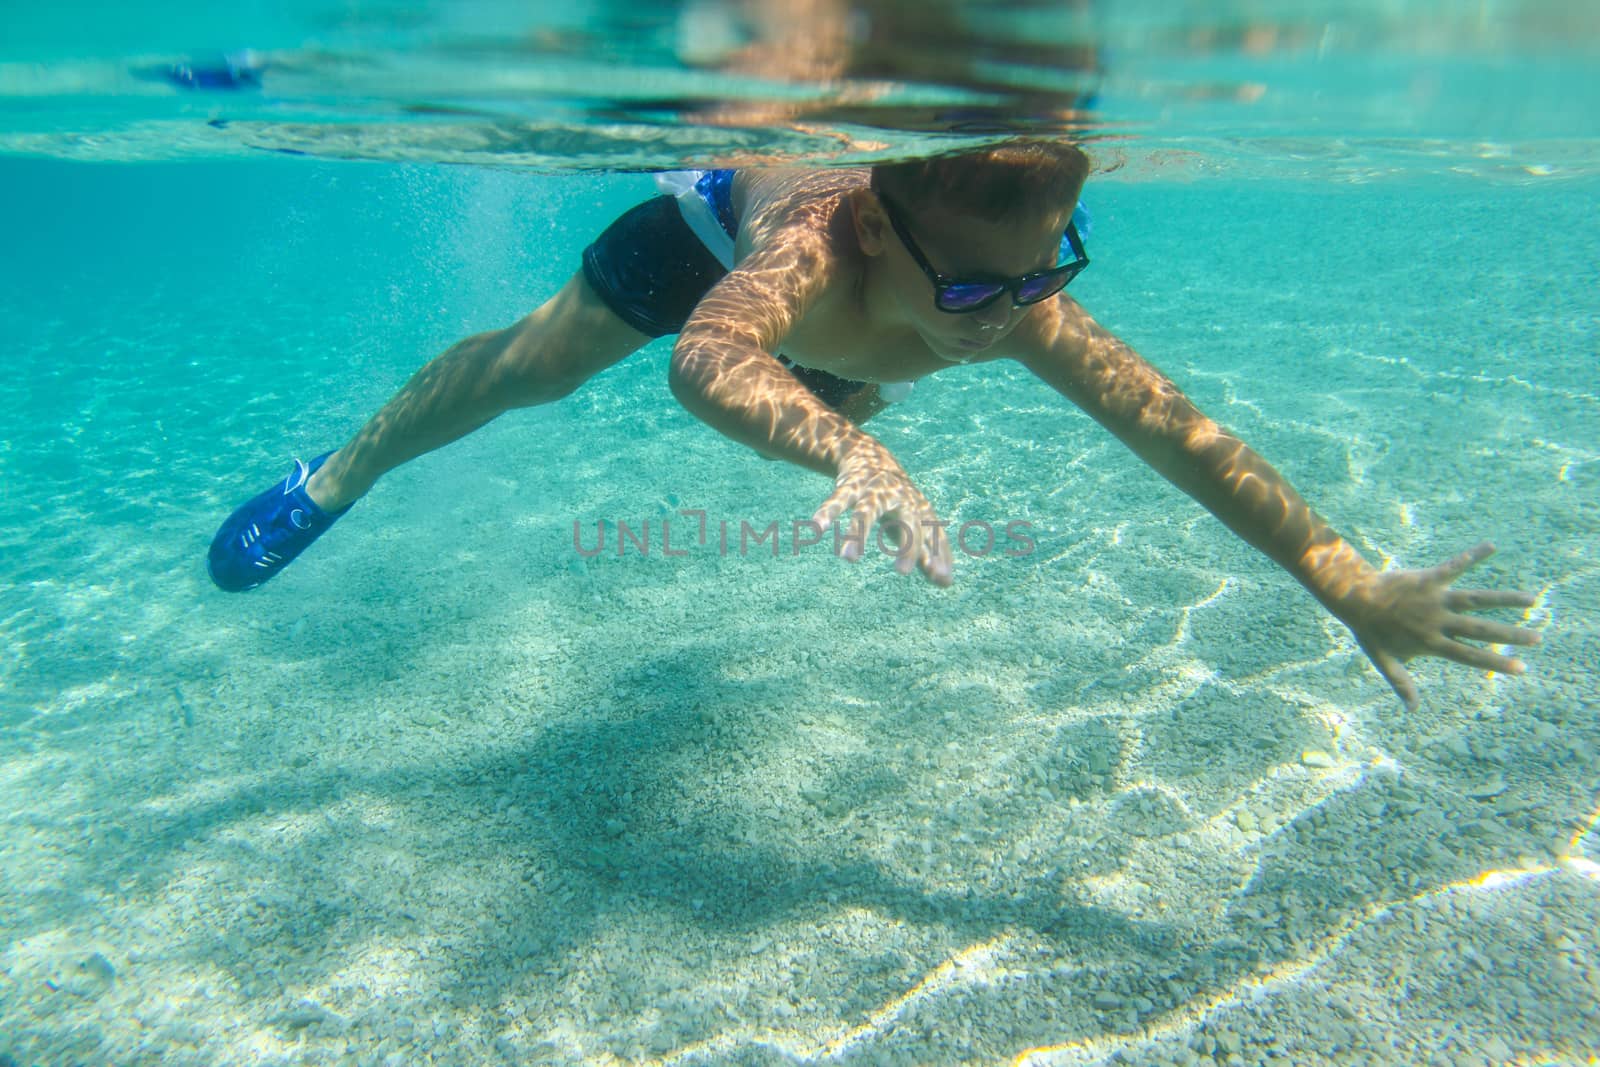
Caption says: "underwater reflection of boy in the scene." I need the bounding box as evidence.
[207,142,1540,710]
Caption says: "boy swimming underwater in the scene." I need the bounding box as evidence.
[207,141,1540,709]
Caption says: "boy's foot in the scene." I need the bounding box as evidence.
[207,452,352,591]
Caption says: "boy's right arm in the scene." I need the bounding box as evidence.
[669,222,953,585]
[1012,296,1539,708]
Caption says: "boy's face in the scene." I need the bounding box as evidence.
[866,193,1078,363]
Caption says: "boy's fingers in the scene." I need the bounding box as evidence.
[815,469,944,579]
[889,515,917,575]
[1434,639,1526,676]
[920,543,954,586]
[1361,638,1419,712]
[811,494,847,533]
[1436,542,1495,581]
[1441,614,1542,647]
[843,508,877,561]
[813,490,875,559]
[1447,588,1536,611]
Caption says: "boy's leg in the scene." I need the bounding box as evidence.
[209,190,730,592]
[307,271,649,511]
[206,270,650,591]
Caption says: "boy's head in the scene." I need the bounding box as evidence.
[857,140,1091,364]
[868,140,1090,223]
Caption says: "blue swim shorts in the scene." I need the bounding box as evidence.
[580,173,872,410]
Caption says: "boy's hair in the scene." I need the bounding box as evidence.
[869,140,1089,222]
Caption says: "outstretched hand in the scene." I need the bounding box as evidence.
[1336,542,1541,710]
[812,439,953,586]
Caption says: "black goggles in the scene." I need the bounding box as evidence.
[879,191,1089,313]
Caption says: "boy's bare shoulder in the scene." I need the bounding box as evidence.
[734,168,869,259]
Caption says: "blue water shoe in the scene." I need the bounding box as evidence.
[207,452,351,591]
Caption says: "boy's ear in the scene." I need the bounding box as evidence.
[850,188,891,256]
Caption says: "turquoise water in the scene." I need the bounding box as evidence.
[4,6,1600,1066]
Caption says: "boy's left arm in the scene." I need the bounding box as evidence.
[1012,298,1541,710]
